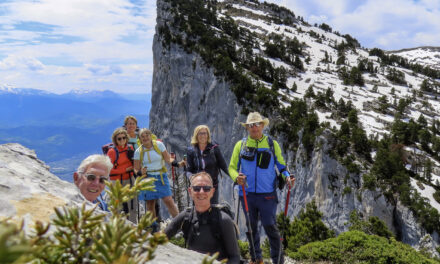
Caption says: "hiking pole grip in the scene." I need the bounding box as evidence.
[284,176,295,216]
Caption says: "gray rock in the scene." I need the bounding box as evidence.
[0,143,220,263]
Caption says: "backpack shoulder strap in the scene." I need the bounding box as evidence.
[139,145,145,165]
[267,135,279,163]
[237,137,247,172]
[208,206,223,242]
[113,146,120,167]
[209,204,239,245]
[181,207,194,248]
[153,140,167,173]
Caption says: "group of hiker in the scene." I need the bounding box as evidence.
[73,112,295,264]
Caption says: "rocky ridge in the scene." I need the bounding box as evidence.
[0,143,218,264]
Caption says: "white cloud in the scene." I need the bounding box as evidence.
[0,0,156,94]
[0,55,45,71]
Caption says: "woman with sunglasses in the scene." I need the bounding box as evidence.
[134,128,179,230]
[107,127,138,223]
[186,125,229,204]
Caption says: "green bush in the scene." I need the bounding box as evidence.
[278,201,335,253]
[289,230,440,264]
[238,239,250,260]
[347,211,394,239]
[434,190,440,204]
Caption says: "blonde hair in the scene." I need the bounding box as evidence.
[124,115,138,126]
[139,128,152,138]
[77,154,112,175]
[190,172,213,186]
[111,127,129,145]
[190,125,212,146]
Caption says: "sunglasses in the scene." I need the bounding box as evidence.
[191,186,213,192]
[246,123,261,128]
[85,174,108,184]
[117,136,127,141]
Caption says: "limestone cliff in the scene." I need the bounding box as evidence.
[150,0,439,256]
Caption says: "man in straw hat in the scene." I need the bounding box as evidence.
[228,112,294,264]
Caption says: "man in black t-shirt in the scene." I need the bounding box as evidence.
[164,172,240,264]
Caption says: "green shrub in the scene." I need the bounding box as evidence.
[169,236,186,248]
[347,211,394,239]
[279,201,335,253]
[0,177,167,264]
[238,239,250,260]
[342,186,352,195]
[434,190,440,204]
[289,230,440,264]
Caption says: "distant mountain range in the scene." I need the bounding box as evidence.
[0,87,150,181]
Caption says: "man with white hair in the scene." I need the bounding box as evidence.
[73,154,113,211]
[229,112,295,264]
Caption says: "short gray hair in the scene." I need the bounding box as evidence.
[190,172,213,186]
[77,154,113,176]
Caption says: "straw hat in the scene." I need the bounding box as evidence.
[240,112,270,128]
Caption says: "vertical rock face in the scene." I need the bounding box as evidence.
[151,0,439,255]
[150,0,248,205]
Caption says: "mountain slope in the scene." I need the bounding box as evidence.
[150,0,440,256]
[1,88,151,181]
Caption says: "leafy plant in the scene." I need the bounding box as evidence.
[0,176,168,264]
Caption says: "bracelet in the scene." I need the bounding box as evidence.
[171,160,179,167]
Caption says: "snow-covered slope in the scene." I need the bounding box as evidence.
[391,47,440,70]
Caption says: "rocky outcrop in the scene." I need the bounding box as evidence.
[0,143,220,263]
[0,143,82,224]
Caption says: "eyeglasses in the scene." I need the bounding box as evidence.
[85,174,108,184]
[198,132,208,136]
[191,186,213,192]
[117,136,127,141]
[246,123,261,128]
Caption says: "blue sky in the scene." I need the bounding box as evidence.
[0,0,439,94]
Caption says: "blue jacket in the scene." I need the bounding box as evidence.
[228,135,289,194]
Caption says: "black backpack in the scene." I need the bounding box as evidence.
[181,203,238,248]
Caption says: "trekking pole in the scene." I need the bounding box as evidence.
[241,183,256,262]
[170,152,176,199]
[277,176,295,264]
[234,183,241,226]
[183,154,190,207]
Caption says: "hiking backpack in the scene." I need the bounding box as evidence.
[102,143,134,168]
[181,203,238,248]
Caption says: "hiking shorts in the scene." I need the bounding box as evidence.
[138,173,172,200]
